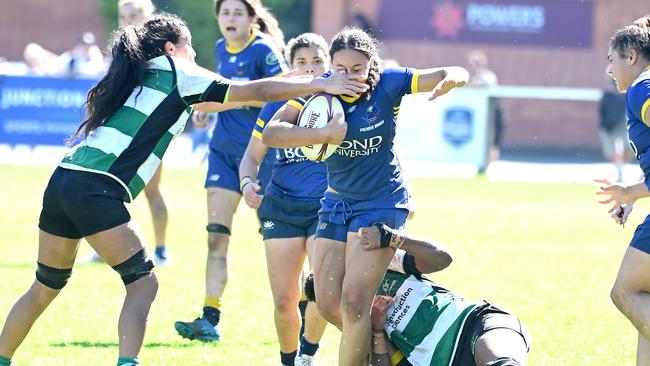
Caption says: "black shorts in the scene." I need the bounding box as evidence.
[38,167,131,239]
[453,303,531,366]
[394,303,530,366]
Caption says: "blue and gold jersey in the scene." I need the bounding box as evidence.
[253,99,328,199]
[210,30,288,157]
[626,66,650,185]
[326,68,419,204]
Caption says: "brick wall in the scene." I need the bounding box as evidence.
[0,0,106,60]
[312,0,649,155]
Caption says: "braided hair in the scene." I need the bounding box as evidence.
[329,27,382,102]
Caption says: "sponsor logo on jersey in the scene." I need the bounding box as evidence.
[208,174,220,182]
[382,279,397,294]
[360,120,384,133]
[366,103,380,123]
[347,105,358,114]
[336,136,383,157]
[386,287,413,329]
[283,147,308,163]
[229,56,237,63]
[319,222,328,230]
[266,52,278,65]
[263,221,275,230]
[442,107,473,147]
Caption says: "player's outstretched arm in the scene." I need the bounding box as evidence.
[414,66,469,101]
[226,72,368,103]
[262,103,347,148]
[358,223,453,274]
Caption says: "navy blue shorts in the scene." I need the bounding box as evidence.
[205,147,273,192]
[315,191,408,243]
[630,214,650,254]
[38,167,131,239]
[258,189,321,240]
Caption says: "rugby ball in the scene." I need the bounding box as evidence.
[297,93,344,161]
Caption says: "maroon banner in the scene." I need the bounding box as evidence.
[378,0,593,48]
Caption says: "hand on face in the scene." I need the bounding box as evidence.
[321,72,369,97]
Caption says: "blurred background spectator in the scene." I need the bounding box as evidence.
[467,50,504,168]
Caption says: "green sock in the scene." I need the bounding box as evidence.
[117,356,139,365]
[0,355,11,366]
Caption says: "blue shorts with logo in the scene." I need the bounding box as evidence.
[205,147,273,192]
[258,185,322,240]
[315,191,409,243]
[630,213,650,254]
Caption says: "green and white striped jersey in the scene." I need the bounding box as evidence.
[377,250,481,366]
[60,55,229,202]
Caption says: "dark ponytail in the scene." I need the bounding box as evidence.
[74,12,187,139]
[329,27,382,103]
[215,0,285,50]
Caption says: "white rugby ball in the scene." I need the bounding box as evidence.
[297,93,344,161]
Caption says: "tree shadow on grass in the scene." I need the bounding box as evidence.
[51,341,209,348]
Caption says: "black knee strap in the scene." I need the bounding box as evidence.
[206,223,231,236]
[112,249,154,285]
[485,357,522,366]
[304,273,316,302]
[36,262,72,290]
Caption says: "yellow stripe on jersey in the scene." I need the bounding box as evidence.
[223,86,231,103]
[341,95,360,103]
[252,130,263,140]
[411,72,420,94]
[641,97,650,125]
[256,118,265,128]
[287,100,304,111]
[390,350,405,366]
[226,30,257,54]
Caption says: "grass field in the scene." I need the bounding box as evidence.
[0,163,643,365]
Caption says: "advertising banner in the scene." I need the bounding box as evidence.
[0,76,96,146]
[394,88,489,168]
[379,0,593,48]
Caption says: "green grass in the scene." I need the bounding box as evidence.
[0,164,641,365]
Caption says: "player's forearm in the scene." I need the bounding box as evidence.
[239,141,266,184]
[625,181,650,203]
[238,155,260,184]
[193,101,245,112]
[262,122,329,148]
[400,236,453,273]
[370,332,392,366]
[417,66,469,92]
[231,77,325,103]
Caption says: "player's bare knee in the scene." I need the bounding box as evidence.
[610,284,629,310]
[341,288,368,322]
[274,293,297,314]
[315,297,340,324]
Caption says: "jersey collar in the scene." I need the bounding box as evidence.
[340,94,360,103]
[226,29,257,54]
